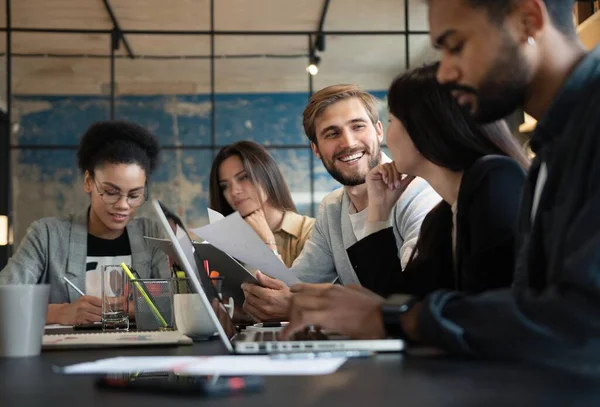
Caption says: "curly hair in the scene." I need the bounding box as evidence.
[77,120,160,176]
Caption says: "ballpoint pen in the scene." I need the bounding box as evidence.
[63,276,85,296]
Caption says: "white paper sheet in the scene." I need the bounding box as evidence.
[190,212,301,286]
[58,356,346,376]
[207,208,225,224]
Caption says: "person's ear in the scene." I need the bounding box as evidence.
[83,171,93,194]
[513,0,545,43]
[375,121,384,144]
[311,142,321,160]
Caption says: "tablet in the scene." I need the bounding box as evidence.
[193,242,262,306]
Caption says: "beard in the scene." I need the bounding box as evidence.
[472,32,531,123]
[321,142,381,186]
[445,31,531,124]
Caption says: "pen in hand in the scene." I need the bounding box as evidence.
[63,276,85,296]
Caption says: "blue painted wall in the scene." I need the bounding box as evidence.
[12,91,387,245]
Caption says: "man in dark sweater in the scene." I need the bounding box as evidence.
[282,0,600,372]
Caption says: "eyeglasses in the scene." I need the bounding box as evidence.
[93,179,147,208]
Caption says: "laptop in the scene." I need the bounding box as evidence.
[153,200,404,354]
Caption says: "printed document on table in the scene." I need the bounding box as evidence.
[57,356,347,376]
[190,212,300,286]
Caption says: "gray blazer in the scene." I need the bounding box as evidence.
[291,177,441,285]
[0,208,169,304]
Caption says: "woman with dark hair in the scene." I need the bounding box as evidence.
[347,62,529,297]
[0,120,169,324]
[209,141,315,268]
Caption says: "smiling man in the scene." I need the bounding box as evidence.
[241,85,440,321]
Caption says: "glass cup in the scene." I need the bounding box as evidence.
[101,265,130,331]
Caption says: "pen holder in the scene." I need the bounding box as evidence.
[132,278,178,331]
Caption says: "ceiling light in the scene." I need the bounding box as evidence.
[306,55,321,76]
[307,63,319,75]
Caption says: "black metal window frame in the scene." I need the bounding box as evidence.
[0,0,426,259]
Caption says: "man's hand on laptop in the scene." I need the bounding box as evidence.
[280,284,386,340]
[241,271,291,321]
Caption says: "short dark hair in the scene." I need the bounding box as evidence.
[77,120,160,176]
[209,141,297,216]
[465,0,577,37]
[388,62,530,171]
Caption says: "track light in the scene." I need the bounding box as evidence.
[315,34,326,52]
[307,55,321,76]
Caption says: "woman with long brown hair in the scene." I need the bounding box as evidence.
[209,141,315,268]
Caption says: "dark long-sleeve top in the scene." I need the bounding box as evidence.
[417,46,600,372]
[347,155,526,298]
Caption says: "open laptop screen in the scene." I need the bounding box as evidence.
[153,200,237,344]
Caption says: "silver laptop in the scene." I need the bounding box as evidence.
[153,200,404,354]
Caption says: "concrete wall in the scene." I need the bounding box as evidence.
[11,90,388,245]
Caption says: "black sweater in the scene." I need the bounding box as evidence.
[418,47,600,371]
[347,155,526,298]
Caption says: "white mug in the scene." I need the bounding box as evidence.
[173,294,234,337]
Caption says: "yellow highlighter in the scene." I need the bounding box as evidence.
[120,262,168,328]
[175,271,188,294]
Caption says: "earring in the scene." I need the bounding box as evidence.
[527,36,536,46]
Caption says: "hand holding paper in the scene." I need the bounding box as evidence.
[191,212,300,286]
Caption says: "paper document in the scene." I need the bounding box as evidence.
[58,355,346,376]
[207,208,225,224]
[190,212,301,286]
[144,233,199,276]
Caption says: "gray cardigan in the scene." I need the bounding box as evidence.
[0,208,169,304]
[291,177,441,285]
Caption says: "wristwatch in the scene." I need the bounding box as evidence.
[380,294,419,339]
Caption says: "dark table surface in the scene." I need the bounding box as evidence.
[1,334,599,407]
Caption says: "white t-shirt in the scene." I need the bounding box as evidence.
[349,207,369,241]
[350,152,395,240]
[85,255,132,297]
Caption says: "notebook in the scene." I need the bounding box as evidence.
[43,330,193,350]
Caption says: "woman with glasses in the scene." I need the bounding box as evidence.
[0,120,169,325]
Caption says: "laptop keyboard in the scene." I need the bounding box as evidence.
[236,329,329,343]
